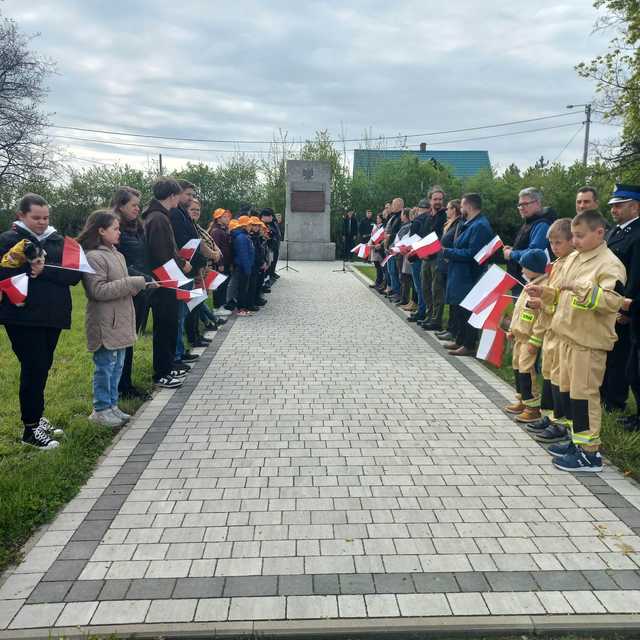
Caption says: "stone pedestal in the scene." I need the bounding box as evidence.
[280,160,336,261]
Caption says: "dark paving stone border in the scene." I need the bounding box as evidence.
[352,267,640,540]
[24,569,640,603]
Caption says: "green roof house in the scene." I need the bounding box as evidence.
[353,146,491,179]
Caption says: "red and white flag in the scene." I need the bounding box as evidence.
[468,294,511,330]
[370,227,385,245]
[0,273,28,305]
[409,232,442,259]
[460,265,519,314]
[178,238,201,261]
[351,244,371,259]
[152,259,192,288]
[176,287,203,301]
[203,270,228,290]
[381,254,393,267]
[396,233,421,254]
[474,235,503,265]
[186,289,209,312]
[544,248,553,274]
[61,237,95,273]
[477,328,506,367]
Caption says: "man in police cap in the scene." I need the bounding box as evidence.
[601,184,640,413]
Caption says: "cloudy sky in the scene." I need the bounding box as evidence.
[4,0,620,174]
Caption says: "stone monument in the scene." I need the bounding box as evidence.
[280,160,335,261]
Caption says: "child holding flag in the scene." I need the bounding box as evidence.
[0,194,82,449]
[77,211,148,427]
[526,210,626,472]
[503,249,549,422]
[524,219,576,443]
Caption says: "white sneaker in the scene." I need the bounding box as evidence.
[214,308,232,317]
[111,407,131,422]
[89,409,123,427]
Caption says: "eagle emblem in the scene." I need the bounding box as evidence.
[302,166,314,181]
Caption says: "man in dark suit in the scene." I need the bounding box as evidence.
[342,210,358,260]
[602,184,640,412]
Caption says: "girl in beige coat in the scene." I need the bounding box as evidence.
[78,211,148,427]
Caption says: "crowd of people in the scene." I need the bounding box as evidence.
[356,183,640,473]
[0,178,284,450]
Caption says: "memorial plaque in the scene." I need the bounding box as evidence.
[291,190,325,213]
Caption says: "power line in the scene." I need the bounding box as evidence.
[551,125,585,163]
[52,120,586,157]
[48,111,579,146]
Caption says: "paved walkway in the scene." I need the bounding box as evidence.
[2,262,640,637]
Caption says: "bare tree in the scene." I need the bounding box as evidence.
[0,13,55,186]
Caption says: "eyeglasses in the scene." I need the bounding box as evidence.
[517,201,536,208]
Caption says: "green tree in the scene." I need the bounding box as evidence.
[577,0,640,178]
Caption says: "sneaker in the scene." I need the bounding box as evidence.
[408,314,425,323]
[216,317,228,326]
[111,407,131,423]
[547,440,578,458]
[170,368,188,378]
[524,416,551,433]
[181,352,199,363]
[534,423,569,443]
[38,417,64,438]
[22,425,59,450]
[89,409,123,427]
[192,338,211,347]
[214,308,232,318]
[553,448,603,473]
[154,376,183,389]
[176,361,192,371]
[515,407,542,423]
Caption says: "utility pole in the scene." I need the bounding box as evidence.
[583,104,592,166]
[158,153,163,176]
[566,103,592,166]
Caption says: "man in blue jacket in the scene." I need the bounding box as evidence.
[503,188,554,290]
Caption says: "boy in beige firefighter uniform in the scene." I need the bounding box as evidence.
[503,249,549,423]
[524,219,576,443]
[526,210,626,472]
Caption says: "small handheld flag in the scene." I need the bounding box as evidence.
[477,328,506,367]
[0,273,29,305]
[474,235,504,265]
[203,270,228,290]
[60,237,95,273]
[152,259,192,288]
[178,239,201,261]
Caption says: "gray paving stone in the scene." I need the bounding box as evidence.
[173,577,224,599]
[65,580,104,602]
[126,578,175,599]
[338,573,374,594]
[278,575,313,596]
[485,571,537,592]
[413,572,459,593]
[582,570,619,590]
[454,571,491,592]
[26,581,72,604]
[533,570,592,591]
[373,573,416,594]
[608,570,640,589]
[223,576,278,597]
[42,559,86,582]
[98,579,131,600]
[313,574,340,595]
[57,540,100,560]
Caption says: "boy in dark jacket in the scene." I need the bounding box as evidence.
[141,178,187,388]
[0,193,81,449]
[230,217,255,316]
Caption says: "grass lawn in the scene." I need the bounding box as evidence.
[353,262,640,481]
[0,285,154,572]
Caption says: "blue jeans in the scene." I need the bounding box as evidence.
[387,255,401,295]
[411,259,426,316]
[176,301,188,360]
[93,347,126,411]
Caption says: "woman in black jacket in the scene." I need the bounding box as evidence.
[0,194,82,449]
[112,187,152,400]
